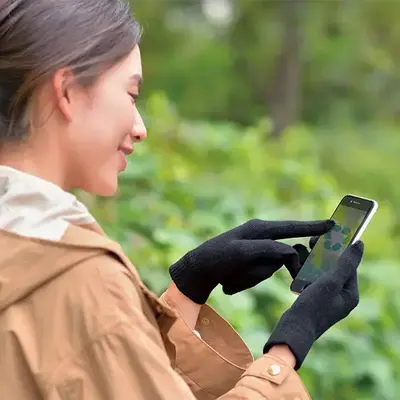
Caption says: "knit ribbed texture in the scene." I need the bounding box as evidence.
[264,241,364,369]
[169,219,335,304]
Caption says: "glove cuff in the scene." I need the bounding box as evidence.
[263,312,316,370]
[169,252,218,304]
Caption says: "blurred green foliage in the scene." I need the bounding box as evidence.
[133,0,400,127]
[83,93,400,400]
[84,1,400,399]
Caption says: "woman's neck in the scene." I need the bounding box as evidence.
[0,164,96,240]
[0,140,69,190]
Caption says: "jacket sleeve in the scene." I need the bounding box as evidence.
[159,292,311,400]
[159,291,254,398]
[46,255,311,400]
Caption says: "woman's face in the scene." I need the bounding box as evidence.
[57,45,146,196]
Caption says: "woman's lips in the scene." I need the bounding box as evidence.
[118,147,133,171]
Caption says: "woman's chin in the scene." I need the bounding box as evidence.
[81,176,119,197]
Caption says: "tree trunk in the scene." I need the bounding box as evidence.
[268,0,302,138]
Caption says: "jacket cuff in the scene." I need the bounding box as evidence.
[159,292,253,399]
[233,354,311,399]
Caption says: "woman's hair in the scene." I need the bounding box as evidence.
[0,0,142,141]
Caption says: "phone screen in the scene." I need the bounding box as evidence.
[295,198,372,284]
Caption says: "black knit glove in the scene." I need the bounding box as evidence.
[264,240,364,370]
[293,235,319,265]
[169,219,334,304]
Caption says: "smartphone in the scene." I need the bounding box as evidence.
[290,194,378,294]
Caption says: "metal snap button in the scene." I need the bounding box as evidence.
[267,365,281,376]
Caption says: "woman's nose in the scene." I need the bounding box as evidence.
[131,110,147,142]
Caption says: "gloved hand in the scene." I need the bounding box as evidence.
[292,235,319,265]
[169,219,334,304]
[264,240,364,370]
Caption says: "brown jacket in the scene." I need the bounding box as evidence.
[0,223,311,399]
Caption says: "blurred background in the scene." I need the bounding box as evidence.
[83,1,400,398]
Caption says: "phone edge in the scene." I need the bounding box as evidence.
[351,199,378,244]
[290,194,378,295]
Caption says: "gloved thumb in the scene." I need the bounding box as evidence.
[324,241,364,288]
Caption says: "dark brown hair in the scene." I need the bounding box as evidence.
[0,0,142,141]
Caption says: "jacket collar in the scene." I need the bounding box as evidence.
[0,165,95,240]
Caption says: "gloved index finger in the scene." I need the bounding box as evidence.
[262,219,335,240]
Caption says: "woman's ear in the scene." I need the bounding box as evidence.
[52,68,75,122]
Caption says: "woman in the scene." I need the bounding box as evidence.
[0,1,363,399]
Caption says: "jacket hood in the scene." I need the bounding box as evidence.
[0,166,121,312]
[0,227,106,311]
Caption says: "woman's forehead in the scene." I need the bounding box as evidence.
[114,45,142,79]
